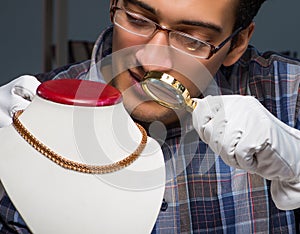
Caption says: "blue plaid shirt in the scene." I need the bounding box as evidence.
[1,26,299,233]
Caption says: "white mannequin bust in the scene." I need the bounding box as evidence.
[0,79,165,234]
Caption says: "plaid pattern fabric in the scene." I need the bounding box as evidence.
[1,26,299,233]
[0,193,31,234]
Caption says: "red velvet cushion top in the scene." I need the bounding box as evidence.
[37,79,122,107]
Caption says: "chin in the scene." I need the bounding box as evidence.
[124,99,186,126]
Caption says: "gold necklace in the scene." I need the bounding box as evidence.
[12,110,147,174]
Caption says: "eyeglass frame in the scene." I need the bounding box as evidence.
[110,5,244,60]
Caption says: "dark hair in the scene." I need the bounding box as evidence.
[235,0,267,30]
[112,0,265,31]
[229,0,266,49]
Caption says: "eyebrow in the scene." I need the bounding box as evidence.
[178,20,222,33]
[124,0,156,15]
[123,0,222,33]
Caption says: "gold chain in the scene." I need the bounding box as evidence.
[12,110,147,174]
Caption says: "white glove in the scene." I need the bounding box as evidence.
[192,95,300,210]
[0,75,40,127]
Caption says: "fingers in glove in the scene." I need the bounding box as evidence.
[12,86,35,101]
[192,96,223,141]
[203,111,243,169]
[233,132,267,173]
[9,99,32,118]
[0,98,31,127]
[11,75,40,101]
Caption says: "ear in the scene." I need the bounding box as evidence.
[110,0,118,21]
[222,22,255,66]
[110,0,117,8]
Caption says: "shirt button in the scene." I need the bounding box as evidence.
[161,199,168,211]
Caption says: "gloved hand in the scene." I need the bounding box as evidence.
[192,95,300,210]
[0,75,40,127]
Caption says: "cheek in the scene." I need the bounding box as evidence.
[186,49,230,96]
[172,58,215,98]
[205,45,231,76]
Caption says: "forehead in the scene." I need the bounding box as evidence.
[122,0,237,31]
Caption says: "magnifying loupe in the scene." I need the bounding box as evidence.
[141,71,197,112]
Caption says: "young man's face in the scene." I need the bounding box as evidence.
[110,0,239,125]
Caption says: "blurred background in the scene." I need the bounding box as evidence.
[0,0,299,85]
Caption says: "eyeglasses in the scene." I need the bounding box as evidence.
[111,6,243,59]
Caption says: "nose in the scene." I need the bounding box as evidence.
[135,31,173,73]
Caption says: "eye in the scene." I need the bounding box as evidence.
[184,39,207,52]
[175,33,208,52]
[125,12,151,27]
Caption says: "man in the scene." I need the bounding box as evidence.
[1,0,300,233]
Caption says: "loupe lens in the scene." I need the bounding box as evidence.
[141,71,196,111]
[142,78,185,109]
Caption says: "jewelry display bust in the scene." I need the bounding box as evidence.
[0,79,165,234]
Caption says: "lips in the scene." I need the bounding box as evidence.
[128,69,142,83]
[128,69,148,97]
